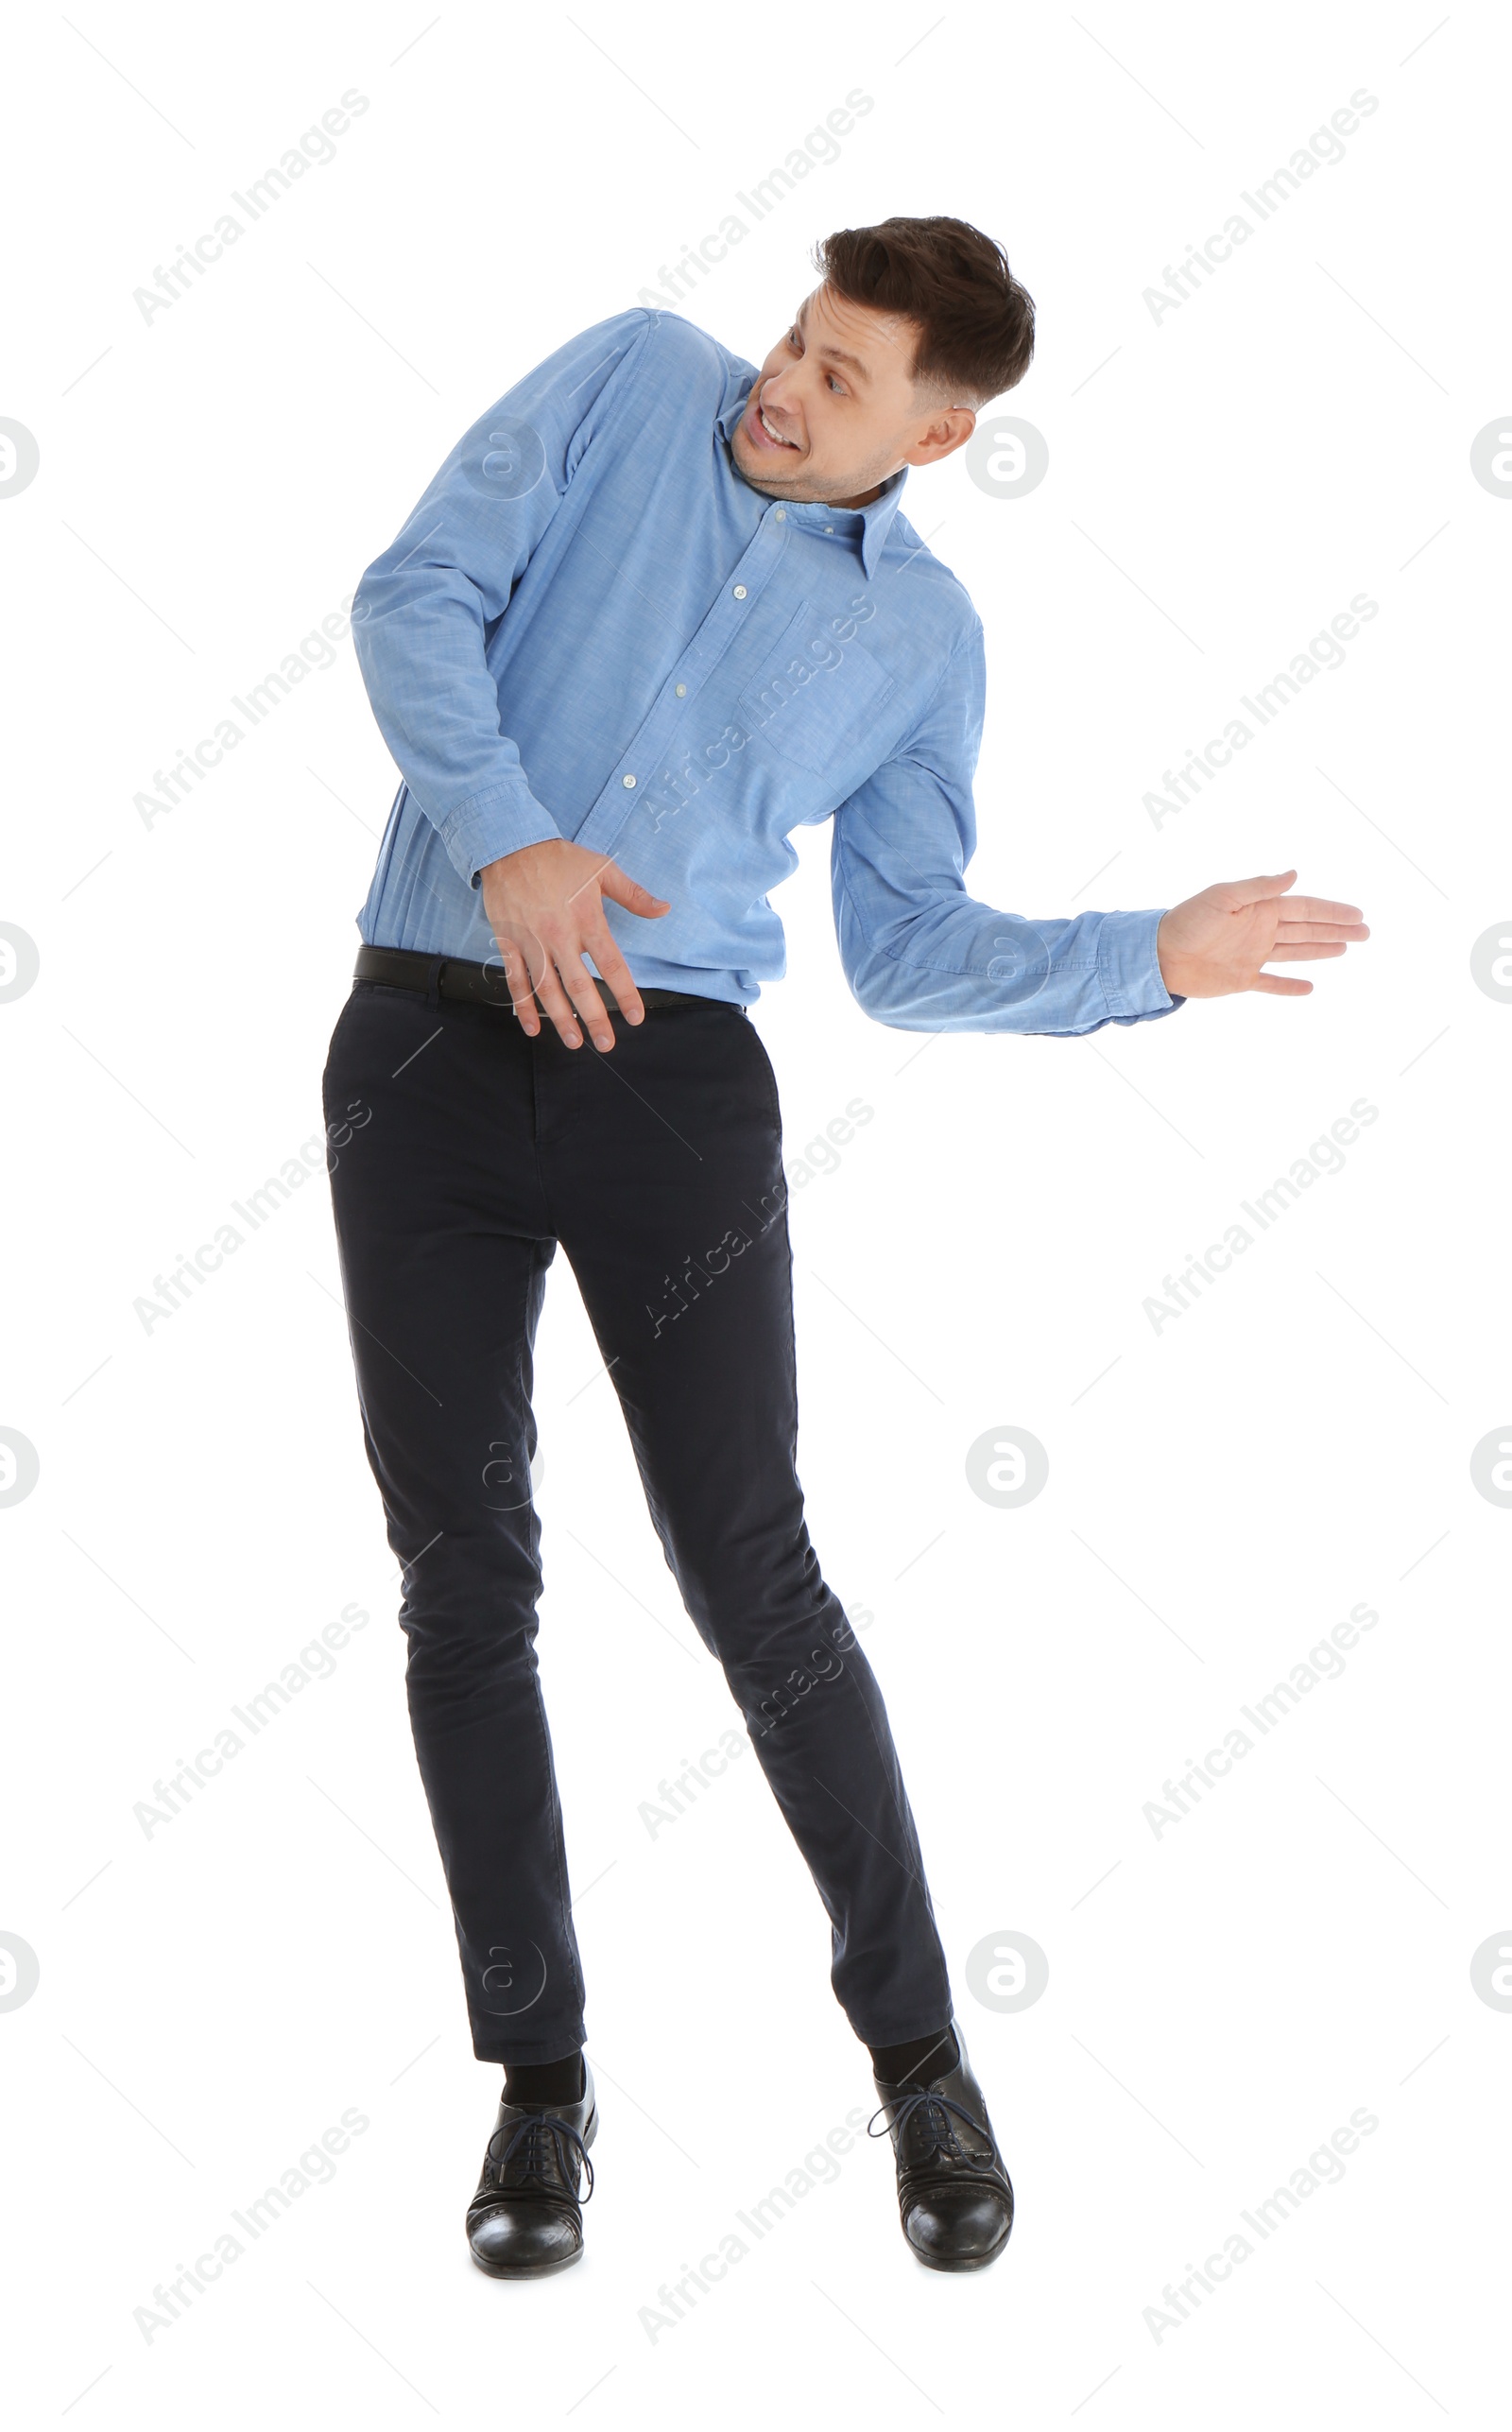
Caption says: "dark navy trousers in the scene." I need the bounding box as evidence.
[322,974,951,2063]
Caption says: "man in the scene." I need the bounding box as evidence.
[325,216,1366,2279]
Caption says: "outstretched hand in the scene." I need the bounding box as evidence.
[1156,871,1368,1000]
[479,839,670,1052]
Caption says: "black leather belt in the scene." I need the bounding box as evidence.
[353,944,738,1016]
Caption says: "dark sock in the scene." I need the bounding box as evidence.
[503,2052,585,2108]
[869,2025,958,2086]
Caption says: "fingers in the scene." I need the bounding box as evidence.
[594,859,672,919]
[1279,897,1366,930]
[1251,972,1314,995]
[490,910,612,1049]
[553,950,617,1053]
[587,928,646,1027]
[494,938,542,1035]
[557,948,617,1055]
[486,848,670,1049]
[1225,869,1298,907]
[1265,941,1348,961]
[528,956,588,1049]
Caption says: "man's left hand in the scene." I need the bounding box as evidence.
[1157,870,1368,1000]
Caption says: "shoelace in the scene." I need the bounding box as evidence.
[867,2085,997,2171]
[487,2112,595,2203]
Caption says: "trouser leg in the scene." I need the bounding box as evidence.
[542,998,954,2046]
[322,982,585,2063]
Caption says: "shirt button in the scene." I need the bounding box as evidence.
[774,509,786,522]
[675,682,686,697]
[622,773,637,788]
[732,584,747,599]
[824,526,833,535]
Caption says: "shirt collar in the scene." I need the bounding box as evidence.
[716,390,908,579]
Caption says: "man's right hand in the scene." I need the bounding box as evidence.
[478,839,670,1052]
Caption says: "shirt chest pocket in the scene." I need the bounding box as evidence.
[737,600,896,776]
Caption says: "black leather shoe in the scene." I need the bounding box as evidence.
[869,2035,1013,2271]
[466,2065,597,2278]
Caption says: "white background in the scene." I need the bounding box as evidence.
[4,2,1508,2423]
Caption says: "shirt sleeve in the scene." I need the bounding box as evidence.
[830,616,1185,1036]
[351,308,654,888]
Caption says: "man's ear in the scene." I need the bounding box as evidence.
[902,405,976,470]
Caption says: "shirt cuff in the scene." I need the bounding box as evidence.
[436,780,563,888]
[1096,908,1181,1019]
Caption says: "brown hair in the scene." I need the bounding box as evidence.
[812,216,1035,405]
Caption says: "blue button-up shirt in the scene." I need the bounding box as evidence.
[352,308,1179,1033]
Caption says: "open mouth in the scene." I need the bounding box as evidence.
[747,395,801,452]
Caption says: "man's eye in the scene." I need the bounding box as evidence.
[827,375,846,395]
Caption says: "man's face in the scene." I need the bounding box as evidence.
[729,285,976,510]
